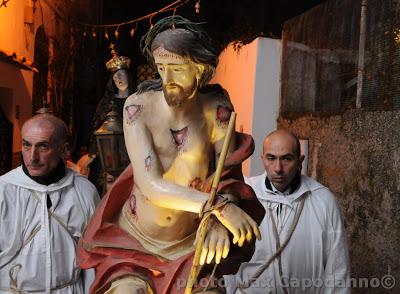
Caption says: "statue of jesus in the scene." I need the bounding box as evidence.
[78,16,265,294]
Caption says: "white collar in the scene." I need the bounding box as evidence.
[0,166,75,193]
[259,172,311,206]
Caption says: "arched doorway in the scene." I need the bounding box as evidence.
[32,26,49,114]
[0,105,13,175]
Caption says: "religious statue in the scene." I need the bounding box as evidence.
[78,16,265,293]
[88,45,136,192]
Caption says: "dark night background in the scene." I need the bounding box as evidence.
[98,0,326,69]
[74,0,326,156]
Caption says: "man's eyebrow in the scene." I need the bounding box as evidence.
[22,139,31,145]
[265,153,295,158]
[36,141,51,145]
[281,153,295,158]
[22,139,51,146]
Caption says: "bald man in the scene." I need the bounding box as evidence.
[224,130,350,293]
[0,114,100,293]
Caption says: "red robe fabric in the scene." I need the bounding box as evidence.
[77,132,265,293]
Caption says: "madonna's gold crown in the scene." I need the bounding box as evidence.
[106,44,131,72]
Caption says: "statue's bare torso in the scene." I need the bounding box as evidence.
[123,88,233,242]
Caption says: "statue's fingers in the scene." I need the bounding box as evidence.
[226,225,240,245]
[246,225,253,242]
[253,224,261,240]
[245,216,261,241]
[215,238,224,264]
[206,237,216,264]
[238,227,246,247]
[200,239,209,265]
[222,237,230,259]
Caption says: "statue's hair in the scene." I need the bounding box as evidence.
[138,15,218,93]
[22,114,68,147]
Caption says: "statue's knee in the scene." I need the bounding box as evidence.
[201,290,224,294]
[105,276,153,294]
[195,287,225,294]
[108,285,149,294]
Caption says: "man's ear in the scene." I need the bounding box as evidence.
[298,154,305,170]
[60,142,68,158]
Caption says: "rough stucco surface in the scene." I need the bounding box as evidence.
[279,109,400,293]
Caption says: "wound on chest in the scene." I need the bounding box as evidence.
[170,126,188,149]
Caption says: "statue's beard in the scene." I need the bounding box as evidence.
[163,81,198,107]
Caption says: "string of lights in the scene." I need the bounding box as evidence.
[76,0,201,39]
[0,0,11,8]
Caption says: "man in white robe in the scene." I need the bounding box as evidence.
[0,114,100,293]
[224,130,350,294]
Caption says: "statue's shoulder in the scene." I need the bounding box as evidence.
[200,84,233,110]
[124,88,163,126]
[136,78,162,94]
[125,87,161,107]
[200,84,229,97]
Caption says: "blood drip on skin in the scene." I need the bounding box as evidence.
[189,177,203,190]
[145,155,151,172]
[216,105,232,125]
[130,194,136,215]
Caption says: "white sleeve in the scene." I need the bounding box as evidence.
[0,184,23,268]
[323,193,350,294]
[74,176,100,223]
[82,268,95,293]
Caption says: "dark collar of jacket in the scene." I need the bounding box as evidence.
[264,172,301,194]
[22,159,66,186]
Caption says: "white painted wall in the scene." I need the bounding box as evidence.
[211,38,281,177]
[251,38,281,176]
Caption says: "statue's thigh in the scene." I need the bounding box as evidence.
[105,276,153,294]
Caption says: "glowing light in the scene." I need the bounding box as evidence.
[394,28,400,44]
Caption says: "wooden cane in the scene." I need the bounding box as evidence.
[184,112,237,294]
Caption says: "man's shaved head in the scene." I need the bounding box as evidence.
[262,129,301,157]
[22,114,68,147]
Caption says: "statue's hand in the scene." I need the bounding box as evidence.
[212,203,261,247]
[198,217,230,265]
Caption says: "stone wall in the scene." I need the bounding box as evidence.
[279,109,400,293]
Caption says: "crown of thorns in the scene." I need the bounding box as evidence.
[140,15,211,63]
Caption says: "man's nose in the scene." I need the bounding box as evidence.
[274,160,283,173]
[30,147,39,161]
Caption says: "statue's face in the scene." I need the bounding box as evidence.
[113,69,129,92]
[153,46,203,107]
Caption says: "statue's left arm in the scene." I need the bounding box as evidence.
[199,88,264,265]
